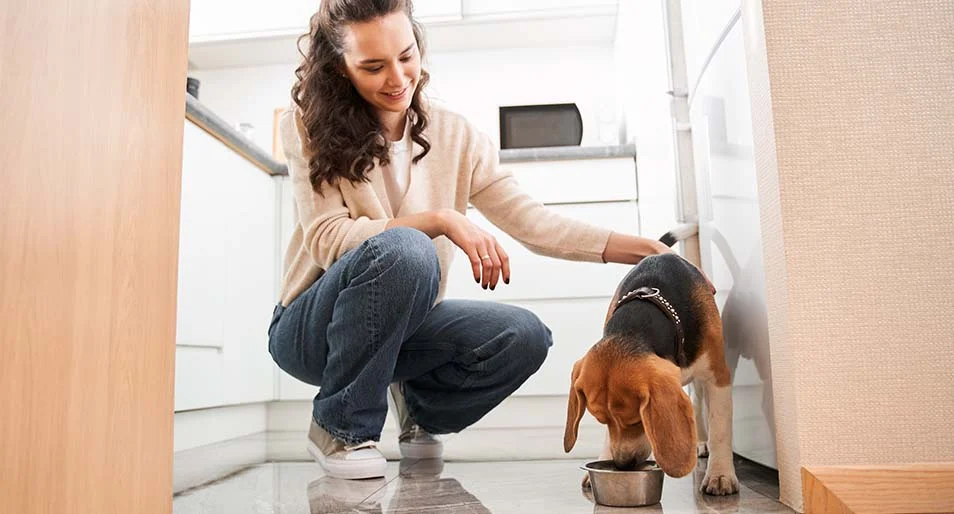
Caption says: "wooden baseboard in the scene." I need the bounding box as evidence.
[802,463,954,513]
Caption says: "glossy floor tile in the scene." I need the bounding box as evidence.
[174,457,793,513]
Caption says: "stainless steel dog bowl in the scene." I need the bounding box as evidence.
[582,460,664,507]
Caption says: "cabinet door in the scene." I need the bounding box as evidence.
[505,157,637,204]
[188,0,316,41]
[462,0,617,17]
[189,0,463,41]
[175,121,277,411]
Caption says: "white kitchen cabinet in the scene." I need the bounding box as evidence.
[461,0,616,18]
[186,1,617,68]
[175,121,278,411]
[188,0,317,41]
[188,0,463,42]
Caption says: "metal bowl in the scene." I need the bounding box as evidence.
[581,460,664,507]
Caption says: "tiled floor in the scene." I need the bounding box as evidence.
[174,456,793,513]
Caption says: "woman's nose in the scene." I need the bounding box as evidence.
[386,63,403,86]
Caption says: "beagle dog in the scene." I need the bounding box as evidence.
[563,234,740,495]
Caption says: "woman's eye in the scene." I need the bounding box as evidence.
[400,56,411,62]
[365,67,383,73]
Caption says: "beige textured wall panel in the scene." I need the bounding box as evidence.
[741,1,954,511]
[739,0,803,507]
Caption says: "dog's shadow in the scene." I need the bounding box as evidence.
[709,228,776,442]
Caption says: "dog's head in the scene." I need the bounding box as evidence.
[563,342,696,477]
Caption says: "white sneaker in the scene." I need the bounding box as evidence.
[388,383,444,459]
[307,419,387,480]
[399,425,444,459]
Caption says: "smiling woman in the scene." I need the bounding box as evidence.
[270,0,699,484]
[292,0,431,188]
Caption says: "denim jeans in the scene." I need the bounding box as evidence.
[267,227,552,446]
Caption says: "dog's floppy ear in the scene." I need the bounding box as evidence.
[638,358,697,477]
[563,358,587,453]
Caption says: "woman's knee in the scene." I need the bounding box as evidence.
[268,335,324,387]
[510,309,552,370]
[366,227,440,283]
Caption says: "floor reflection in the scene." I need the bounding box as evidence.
[308,459,491,514]
[173,456,790,514]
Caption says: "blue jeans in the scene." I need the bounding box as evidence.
[267,228,552,446]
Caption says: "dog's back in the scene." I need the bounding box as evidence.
[604,253,710,365]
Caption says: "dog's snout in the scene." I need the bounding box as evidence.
[611,443,652,471]
[612,455,640,471]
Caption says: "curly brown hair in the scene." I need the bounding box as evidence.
[292,0,431,192]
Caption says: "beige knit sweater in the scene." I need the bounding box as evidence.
[277,103,613,307]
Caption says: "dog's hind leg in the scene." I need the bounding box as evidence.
[692,378,709,457]
[701,375,738,495]
[694,288,740,496]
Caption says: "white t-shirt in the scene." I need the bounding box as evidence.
[382,121,412,214]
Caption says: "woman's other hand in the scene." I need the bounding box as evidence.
[437,210,510,290]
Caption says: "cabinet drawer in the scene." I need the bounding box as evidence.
[505,157,637,204]
[445,201,637,301]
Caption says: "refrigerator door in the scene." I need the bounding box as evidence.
[686,11,777,468]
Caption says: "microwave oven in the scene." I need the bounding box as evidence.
[499,103,583,149]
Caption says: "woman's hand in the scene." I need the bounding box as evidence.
[601,232,672,263]
[438,209,510,290]
[385,209,510,290]
[602,232,716,294]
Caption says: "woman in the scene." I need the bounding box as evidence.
[268,0,680,480]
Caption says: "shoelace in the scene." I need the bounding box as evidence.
[344,440,377,451]
[400,425,425,442]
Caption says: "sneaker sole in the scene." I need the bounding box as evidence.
[399,440,444,460]
[307,440,387,480]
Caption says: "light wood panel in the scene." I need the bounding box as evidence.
[0,0,190,512]
[273,107,287,164]
[803,464,954,514]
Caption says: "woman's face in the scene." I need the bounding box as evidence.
[341,11,421,120]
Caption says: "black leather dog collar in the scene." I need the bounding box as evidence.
[613,286,687,367]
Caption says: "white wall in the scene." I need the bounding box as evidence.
[187,63,298,158]
[613,0,678,239]
[425,46,619,147]
[189,44,620,154]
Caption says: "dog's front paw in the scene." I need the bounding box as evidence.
[700,470,740,495]
[581,473,591,489]
[697,441,709,458]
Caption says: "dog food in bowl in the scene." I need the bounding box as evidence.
[581,460,664,507]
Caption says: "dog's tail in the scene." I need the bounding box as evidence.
[658,223,699,247]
